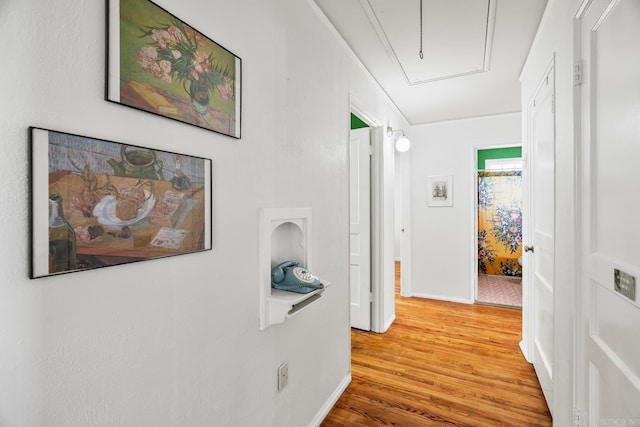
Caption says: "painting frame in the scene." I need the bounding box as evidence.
[30,127,213,279]
[427,175,453,207]
[106,0,242,138]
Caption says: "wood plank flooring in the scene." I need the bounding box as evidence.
[321,264,551,426]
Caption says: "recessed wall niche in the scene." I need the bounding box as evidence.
[259,207,328,330]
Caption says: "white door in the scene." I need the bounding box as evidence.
[525,63,555,414]
[350,128,371,330]
[578,0,640,424]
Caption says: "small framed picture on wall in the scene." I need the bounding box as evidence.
[427,175,453,207]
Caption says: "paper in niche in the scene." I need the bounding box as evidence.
[150,227,190,250]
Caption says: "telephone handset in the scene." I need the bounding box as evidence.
[271,261,324,294]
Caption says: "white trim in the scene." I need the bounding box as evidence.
[359,0,496,86]
[399,148,412,298]
[350,95,390,333]
[308,373,352,427]
[383,314,396,333]
[370,125,385,333]
[519,340,531,363]
[471,145,479,303]
[471,140,523,305]
[409,292,474,305]
[576,0,596,19]
[413,111,522,129]
[483,0,498,72]
[350,96,382,128]
[572,5,585,416]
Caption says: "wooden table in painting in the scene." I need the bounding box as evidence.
[48,171,206,267]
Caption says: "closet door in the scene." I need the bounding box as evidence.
[578,0,640,424]
[526,63,556,415]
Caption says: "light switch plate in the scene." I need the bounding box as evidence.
[278,361,288,392]
[614,269,636,302]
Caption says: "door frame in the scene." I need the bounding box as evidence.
[520,57,556,366]
[349,127,372,330]
[470,142,522,304]
[398,144,412,298]
[350,96,391,333]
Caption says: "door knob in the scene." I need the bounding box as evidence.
[524,245,534,253]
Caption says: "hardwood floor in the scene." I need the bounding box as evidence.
[321,264,551,426]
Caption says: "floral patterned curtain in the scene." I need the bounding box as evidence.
[478,171,523,276]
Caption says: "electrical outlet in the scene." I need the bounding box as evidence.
[278,361,289,392]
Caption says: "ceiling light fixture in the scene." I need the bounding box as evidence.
[419,0,424,60]
[387,126,411,152]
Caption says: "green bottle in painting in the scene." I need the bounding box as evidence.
[48,194,77,273]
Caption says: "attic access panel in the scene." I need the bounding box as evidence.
[366,0,494,84]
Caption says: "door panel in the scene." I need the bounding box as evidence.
[579,0,640,424]
[350,128,371,331]
[528,64,555,413]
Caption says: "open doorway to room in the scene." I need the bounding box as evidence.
[476,147,523,308]
[349,113,372,331]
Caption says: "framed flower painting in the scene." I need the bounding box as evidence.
[106,0,241,138]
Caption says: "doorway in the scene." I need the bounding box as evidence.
[349,115,372,331]
[475,147,523,308]
[348,105,397,333]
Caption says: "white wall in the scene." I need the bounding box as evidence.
[520,0,581,425]
[0,0,407,425]
[408,113,521,302]
[394,153,404,261]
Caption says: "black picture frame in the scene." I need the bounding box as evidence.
[30,127,213,278]
[106,0,241,138]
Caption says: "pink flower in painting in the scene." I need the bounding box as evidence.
[192,50,210,74]
[182,23,196,41]
[157,60,172,83]
[509,226,518,233]
[151,27,184,49]
[151,29,169,49]
[216,77,233,101]
[167,25,187,44]
[137,20,233,109]
[136,46,158,70]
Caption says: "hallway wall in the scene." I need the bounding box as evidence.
[0,0,408,425]
[408,113,521,302]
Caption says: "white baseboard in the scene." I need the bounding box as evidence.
[519,340,532,363]
[308,372,352,427]
[383,314,396,332]
[409,292,474,305]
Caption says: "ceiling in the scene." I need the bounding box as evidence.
[313,0,548,125]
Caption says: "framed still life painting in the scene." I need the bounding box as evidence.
[106,0,241,138]
[30,127,212,278]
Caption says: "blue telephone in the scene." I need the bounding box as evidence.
[271,261,324,294]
